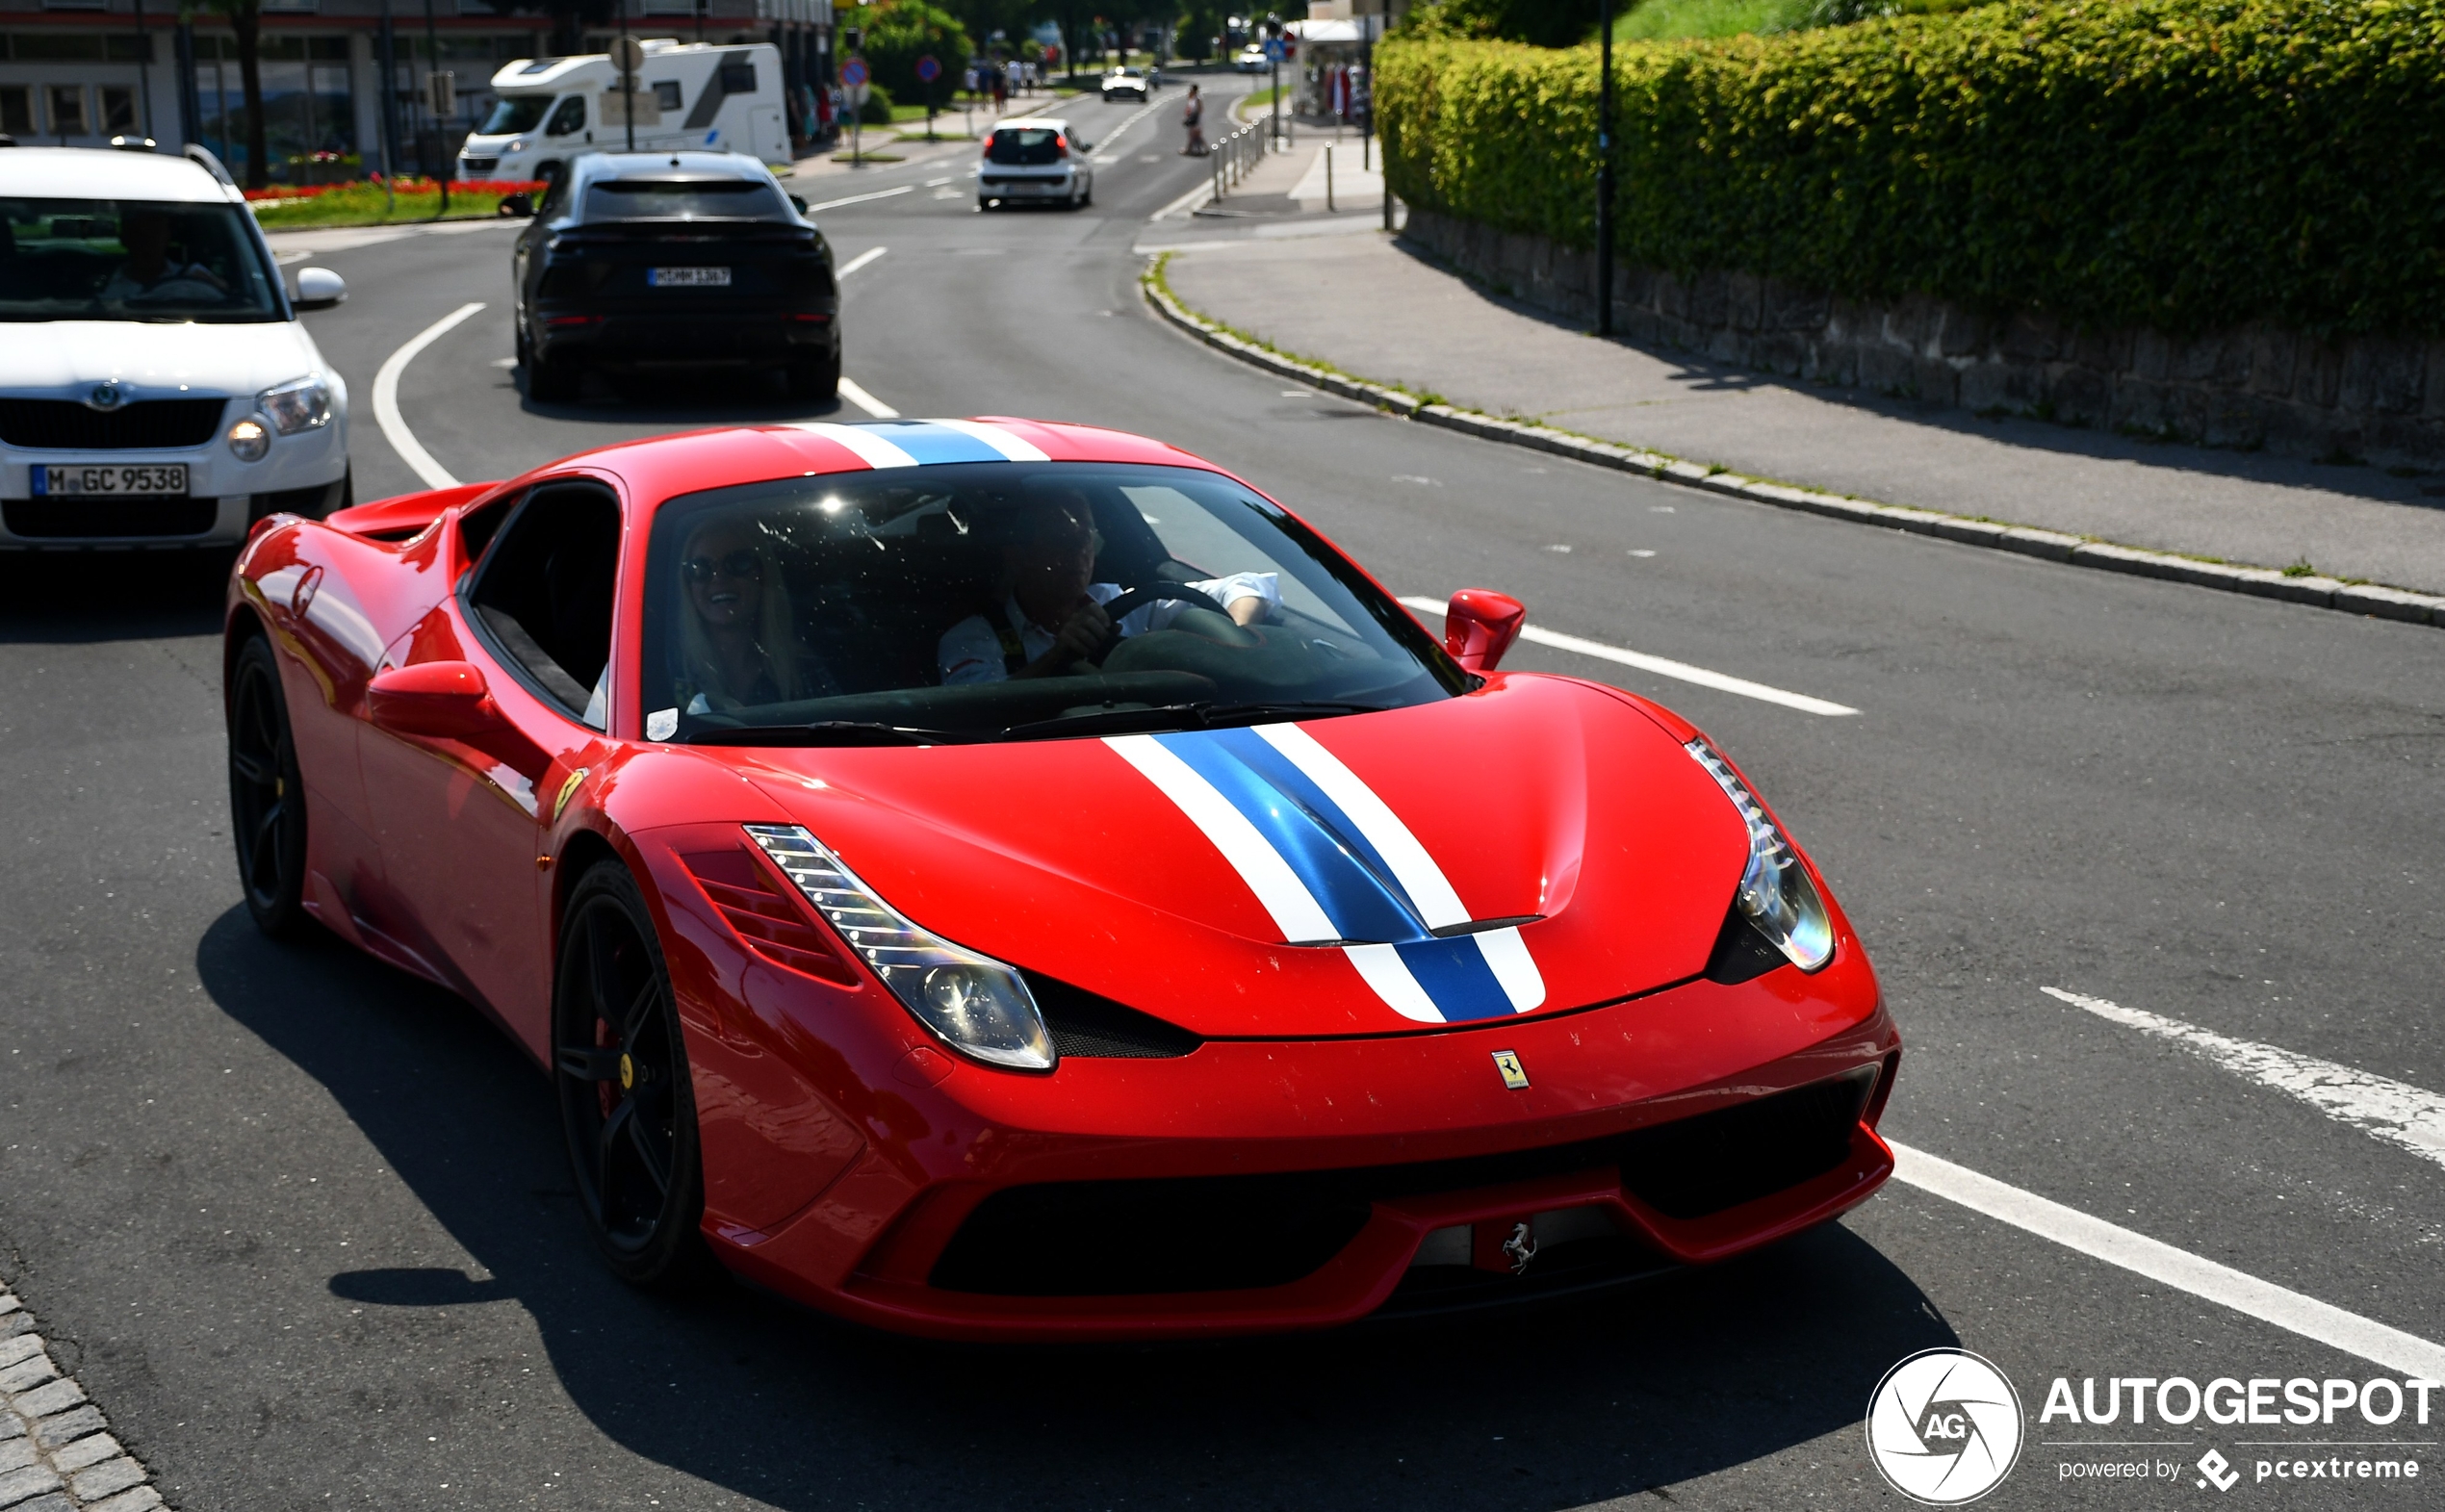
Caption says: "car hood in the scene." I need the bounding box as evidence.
[0,320,325,400]
[725,675,1754,1039]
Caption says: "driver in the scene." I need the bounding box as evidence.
[98,208,230,304]
[937,493,1279,684]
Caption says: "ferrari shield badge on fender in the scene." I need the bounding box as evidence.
[1492,1049,1530,1089]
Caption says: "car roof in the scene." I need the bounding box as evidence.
[991,117,1069,132]
[0,146,236,204]
[574,149,769,185]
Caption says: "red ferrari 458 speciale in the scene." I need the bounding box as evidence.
[223,418,1899,1340]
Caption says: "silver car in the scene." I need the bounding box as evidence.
[976,117,1094,211]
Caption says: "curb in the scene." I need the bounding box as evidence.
[1140,270,2445,630]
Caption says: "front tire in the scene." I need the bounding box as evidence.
[785,348,840,402]
[527,349,579,403]
[227,634,309,936]
[554,860,707,1288]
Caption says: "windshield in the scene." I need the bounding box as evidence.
[644,460,1466,745]
[986,127,1062,165]
[0,198,281,323]
[582,177,786,221]
[480,94,552,135]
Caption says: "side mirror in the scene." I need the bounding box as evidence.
[498,192,535,218]
[293,266,347,309]
[367,660,503,740]
[1074,140,1094,153]
[789,193,810,217]
[1441,588,1525,674]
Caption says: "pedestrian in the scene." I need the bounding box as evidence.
[1180,83,1205,156]
[991,63,1008,114]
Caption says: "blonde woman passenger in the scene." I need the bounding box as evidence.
[672,517,839,713]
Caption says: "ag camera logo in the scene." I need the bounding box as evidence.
[1866,1348,2025,1504]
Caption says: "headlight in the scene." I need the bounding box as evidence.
[225,416,270,462]
[1686,739,1834,971]
[746,824,1057,1070]
[257,374,332,435]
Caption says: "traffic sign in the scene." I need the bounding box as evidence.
[914,54,941,83]
[1262,37,1286,62]
[607,35,646,73]
[840,58,868,88]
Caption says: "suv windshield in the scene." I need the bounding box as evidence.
[581,177,785,220]
[480,94,553,135]
[0,198,281,322]
[645,460,1466,745]
[986,128,1062,165]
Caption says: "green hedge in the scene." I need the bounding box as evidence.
[1377,0,2445,335]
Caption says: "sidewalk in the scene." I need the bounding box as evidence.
[1151,223,2445,599]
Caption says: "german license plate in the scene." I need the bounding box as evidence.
[648,267,731,287]
[31,463,189,498]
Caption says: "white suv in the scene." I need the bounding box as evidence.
[0,143,350,549]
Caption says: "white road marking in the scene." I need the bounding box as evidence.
[1890,1140,2445,1379]
[836,246,888,278]
[2045,987,2445,1170]
[373,300,485,490]
[924,176,953,187]
[806,185,915,213]
[1084,95,1168,161]
[836,377,898,419]
[1397,596,1860,717]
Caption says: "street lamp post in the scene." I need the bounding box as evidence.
[423,0,449,216]
[1596,0,1614,337]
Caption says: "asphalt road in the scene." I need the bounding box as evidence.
[2,75,2441,1511]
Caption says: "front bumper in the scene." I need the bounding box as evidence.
[642,830,1899,1341]
[0,412,349,549]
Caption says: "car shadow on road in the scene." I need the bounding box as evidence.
[197,908,1954,1509]
[0,551,230,644]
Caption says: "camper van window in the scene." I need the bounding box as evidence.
[582,179,787,221]
[482,95,552,135]
[719,60,757,92]
[546,96,585,136]
[653,81,683,112]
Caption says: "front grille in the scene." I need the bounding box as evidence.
[0,397,227,451]
[928,1066,1878,1296]
[4,497,219,539]
[461,155,500,173]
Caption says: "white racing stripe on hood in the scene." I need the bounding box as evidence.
[1104,733,1338,944]
[931,419,1051,462]
[787,422,918,469]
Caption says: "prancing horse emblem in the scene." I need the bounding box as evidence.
[1502,1220,1538,1274]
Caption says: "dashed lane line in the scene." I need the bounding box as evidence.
[805,185,915,213]
[836,245,888,279]
[373,300,485,490]
[1397,595,1859,716]
[2045,987,2445,1170]
[1889,1140,2445,1380]
[838,378,898,419]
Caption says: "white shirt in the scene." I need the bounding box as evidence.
[937,573,1281,685]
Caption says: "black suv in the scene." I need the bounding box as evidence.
[509,151,838,402]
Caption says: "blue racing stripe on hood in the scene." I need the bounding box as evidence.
[1392,936,1520,1022]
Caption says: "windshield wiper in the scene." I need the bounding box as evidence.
[686,720,968,747]
[997,700,1386,742]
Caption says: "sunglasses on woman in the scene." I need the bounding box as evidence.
[682,550,763,583]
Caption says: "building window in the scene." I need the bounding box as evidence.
[100,86,139,136]
[0,86,32,137]
[46,85,87,137]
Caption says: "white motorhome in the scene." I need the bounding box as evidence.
[455,40,790,183]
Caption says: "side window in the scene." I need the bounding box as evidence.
[719,60,756,93]
[466,484,620,729]
[537,167,572,217]
[546,95,585,137]
[652,80,682,113]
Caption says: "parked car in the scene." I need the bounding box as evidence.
[1101,65,1152,102]
[0,143,349,550]
[976,118,1094,211]
[458,41,791,184]
[507,150,838,402]
[224,416,1900,1339]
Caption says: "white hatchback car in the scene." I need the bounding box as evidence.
[976,117,1094,210]
[0,144,350,550]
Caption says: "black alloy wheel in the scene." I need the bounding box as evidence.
[226,634,309,935]
[553,861,707,1286]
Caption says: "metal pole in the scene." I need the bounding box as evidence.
[174,17,200,148]
[422,0,448,214]
[133,0,154,139]
[1596,0,1613,337]
[377,0,399,213]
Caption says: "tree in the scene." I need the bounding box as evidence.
[1403,0,1605,45]
[847,1,977,111]
[193,0,268,188]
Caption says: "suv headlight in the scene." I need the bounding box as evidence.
[746,824,1057,1070]
[1686,739,1834,971]
[257,374,332,435]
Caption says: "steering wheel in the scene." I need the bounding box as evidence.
[1097,582,1230,624]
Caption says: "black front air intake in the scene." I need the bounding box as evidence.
[0,397,227,450]
[928,1066,1879,1295]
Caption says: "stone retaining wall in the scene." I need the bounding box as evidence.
[1403,208,2445,468]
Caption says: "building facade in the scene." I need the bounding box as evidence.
[0,0,833,182]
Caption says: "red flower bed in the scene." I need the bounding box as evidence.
[242,177,546,202]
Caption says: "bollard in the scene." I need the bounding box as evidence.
[1325,144,1334,213]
